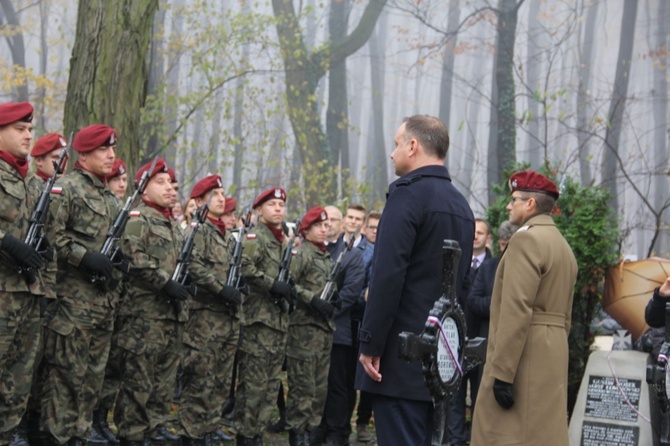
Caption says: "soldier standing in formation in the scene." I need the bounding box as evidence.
[177,174,241,444]
[0,102,47,445]
[41,124,122,446]
[285,206,336,446]
[113,158,189,444]
[234,188,293,445]
[106,159,128,201]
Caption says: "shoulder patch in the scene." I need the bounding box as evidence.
[247,234,257,240]
[50,186,62,195]
[130,210,141,217]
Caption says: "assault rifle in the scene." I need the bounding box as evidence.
[18,133,72,284]
[320,225,362,303]
[272,219,301,313]
[227,202,254,291]
[91,157,157,290]
[169,200,209,313]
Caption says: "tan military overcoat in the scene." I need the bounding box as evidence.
[471,213,577,446]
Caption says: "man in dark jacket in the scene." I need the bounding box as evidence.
[645,276,670,327]
[357,115,474,446]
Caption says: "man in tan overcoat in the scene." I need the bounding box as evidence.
[471,170,578,446]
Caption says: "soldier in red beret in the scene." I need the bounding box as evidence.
[221,197,238,231]
[40,123,122,445]
[234,187,294,445]
[471,170,577,445]
[0,101,49,445]
[167,167,179,214]
[31,133,68,181]
[176,174,241,443]
[284,206,336,445]
[113,158,189,444]
[106,158,128,200]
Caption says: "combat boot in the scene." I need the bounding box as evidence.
[119,438,149,446]
[150,425,180,443]
[94,407,120,445]
[67,437,86,446]
[8,415,28,446]
[212,428,232,442]
[88,425,110,445]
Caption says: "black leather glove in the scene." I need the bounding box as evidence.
[218,285,242,307]
[310,295,335,319]
[163,279,190,302]
[270,280,293,300]
[329,290,342,308]
[2,234,43,269]
[493,379,514,409]
[81,251,114,281]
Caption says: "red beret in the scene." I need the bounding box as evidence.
[190,174,223,199]
[301,206,328,232]
[253,187,286,208]
[31,133,67,158]
[224,197,237,214]
[509,171,559,199]
[106,158,127,180]
[134,158,169,184]
[73,124,117,153]
[167,167,177,182]
[0,102,33,126]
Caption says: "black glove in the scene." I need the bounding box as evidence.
[2,234,43,269]
[218,285,242,307]
[310,295,335,319]
[270,280,293,300]
[493,379,514,409]
[81,251,114,281]
[163,279,190,303]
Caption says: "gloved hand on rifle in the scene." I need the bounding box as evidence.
[270,280,293,302]
[329,290,342,309]
[218,285,242,307]
[2,234,43,269]
[493,379,514,409]
[163,279,190,303]
[81,251,114,282]
[310,295,335,319]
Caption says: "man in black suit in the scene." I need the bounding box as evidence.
[357,115,474,446]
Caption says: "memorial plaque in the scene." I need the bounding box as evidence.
[585,375,641,422]
[580,421,639,446]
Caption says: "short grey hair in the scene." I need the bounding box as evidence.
[498,221,519,240]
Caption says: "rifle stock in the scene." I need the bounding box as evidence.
[227,203,254,291]
[273,219,301,313]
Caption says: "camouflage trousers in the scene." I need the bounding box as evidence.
[0,291,40,445]
[40,298,115,444]
[286,324,332,433]
[177,309,239,438]
[96,314,126,412]
[234,323,288,438]
[27,298,57,415]
[114,317,183,441]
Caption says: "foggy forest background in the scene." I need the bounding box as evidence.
[0,0,668,260]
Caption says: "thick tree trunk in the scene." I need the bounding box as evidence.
[576,0,598,186]
[487,0,523,204]
[367,9,388,204]
[37,0,50,132]
[524,0,543,168]
[438,0,461,170]
[0,0,29,101]
[143,6,166,160]
[63,0,159,177]
[601,0,637,212]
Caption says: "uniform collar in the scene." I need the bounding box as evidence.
[521,213,555,228]
[75,164,107,188]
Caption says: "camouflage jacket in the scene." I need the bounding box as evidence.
[48,167,121,306]
[189,219,240,318]
[0,161,45,294]
[27,173,56,299]
[289,241,334,331]
[121,202,188,321]
[240,221,288,332]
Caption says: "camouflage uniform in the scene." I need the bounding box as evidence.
[40,167,121,444]
[234,222,290,439]
[177,219,240,438]
[114,203,186,441]
[0,161,45,443]
[286,242,334,433]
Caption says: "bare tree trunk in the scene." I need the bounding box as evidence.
[487,0,523,204]
[164,0,185,168]
[143,5,166,158]
[576,0,598,186]
[36,0,50,132]
[63,0,159,177]
[601,0,637,211]
[0,0,29,101]
[327,0,351,179]
[366,9,388,204]
[524,0,543,168]
[438,0,461,170]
